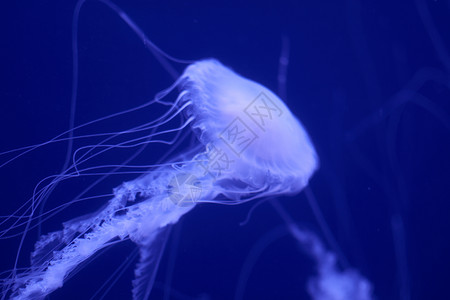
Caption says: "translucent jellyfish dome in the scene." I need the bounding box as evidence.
[179,59,318,201]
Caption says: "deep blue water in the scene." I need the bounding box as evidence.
[1,1,450,299]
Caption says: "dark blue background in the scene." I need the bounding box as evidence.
[1,0,450,299]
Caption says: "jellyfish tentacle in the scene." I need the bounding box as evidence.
[132,226,171,300]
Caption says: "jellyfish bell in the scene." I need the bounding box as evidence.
[178,59,318,202]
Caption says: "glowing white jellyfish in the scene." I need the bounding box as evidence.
[3,58,318,299]
[0,1,378,299]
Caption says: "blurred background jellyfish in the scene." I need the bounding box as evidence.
[1,0,450,299]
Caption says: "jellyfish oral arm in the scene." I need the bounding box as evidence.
[11,181,194,300]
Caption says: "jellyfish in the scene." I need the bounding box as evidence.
[0,1,380,299]
[2,51,320,299]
